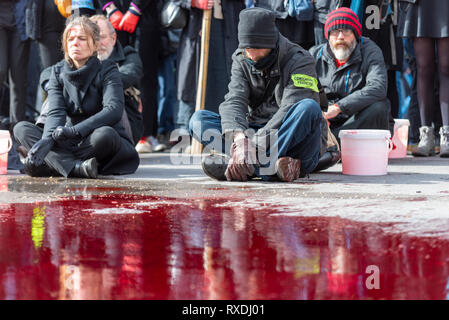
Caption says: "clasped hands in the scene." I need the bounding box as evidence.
[106,0,214,33]
[224,133,258,182]
[27,126,80,167]
[106,2,141,33]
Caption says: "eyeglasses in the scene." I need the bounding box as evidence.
[329,29,353,37]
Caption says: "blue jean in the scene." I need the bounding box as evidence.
[189,99,322,178]
[176,99,195,130]
[157,53,177,135]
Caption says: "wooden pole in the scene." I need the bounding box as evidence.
[191,9,212,155]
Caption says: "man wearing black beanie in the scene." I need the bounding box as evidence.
[189,7,334,182]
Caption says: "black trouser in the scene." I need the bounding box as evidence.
[0,2,30,128]
[330,99,393,141]
[38,0,65,69]
[14,121,121,177]
[138,18,160,138]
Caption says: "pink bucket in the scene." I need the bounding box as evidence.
[0,130,12,175]
[389,119,410,159]
[339,130,392,176]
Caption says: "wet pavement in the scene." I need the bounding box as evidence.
[1,154,449,299]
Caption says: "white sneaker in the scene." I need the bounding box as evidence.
[148,136,166,152]
[135,139,153,153]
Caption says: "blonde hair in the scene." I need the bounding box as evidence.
[90,14,116,36]
[62,16,100,66]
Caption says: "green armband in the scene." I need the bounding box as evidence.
[291,74,319,93]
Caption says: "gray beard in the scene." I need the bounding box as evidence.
[98,46,113,61]
[330,40,357,62]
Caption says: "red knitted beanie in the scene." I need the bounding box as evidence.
[324,7,362,40]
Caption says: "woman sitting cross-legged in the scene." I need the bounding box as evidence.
[14,16,139,178]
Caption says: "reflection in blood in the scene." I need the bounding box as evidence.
[0,194,448,300]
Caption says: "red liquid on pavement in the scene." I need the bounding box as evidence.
[1,193,449,300]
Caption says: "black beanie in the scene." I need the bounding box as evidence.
[238,8,278,49]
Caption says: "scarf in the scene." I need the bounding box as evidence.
[244,39,279,71]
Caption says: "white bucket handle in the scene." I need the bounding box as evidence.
[386,137,393,152]
[0,136,12,155]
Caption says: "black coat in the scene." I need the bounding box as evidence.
[25,0,66,40]
[175,0,244,104]
[44,57,139,175]
[108,41,144,144]
[108,41,143,89]
[362,0,403,71]
[219,35,327,155]
[37,44,144,145]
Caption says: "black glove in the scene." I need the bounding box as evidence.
[52,126,80,141]
[27,137,55,167]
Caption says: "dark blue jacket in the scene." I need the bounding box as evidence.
[14,0,30,41]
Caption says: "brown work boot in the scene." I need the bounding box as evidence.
[275,157,301,182]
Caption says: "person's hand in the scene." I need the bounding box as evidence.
[191,0,214,10]
[52,126,80,141]
[27,138,55,166]
[106,4,124,31]
[323,104,341,120]
[137,97,143,113]
[225,134,258,181]
[119,4,141,33]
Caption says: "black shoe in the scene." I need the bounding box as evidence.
[313,146,341,172]
[23,157,59,177]
[201,153,229,181]
[71,158,98,179]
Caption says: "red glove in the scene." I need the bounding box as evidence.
[225,137,258,181]
[191,0,214,10]
[119,5,141,34]
[108,8,124,31]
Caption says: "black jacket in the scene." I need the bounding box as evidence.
[44,57,139,175]
[175,0,244,103]
[309,37,387,116]
[108,41,143,89]
[219,35,327,155]
[108,41,144,145]
[25,0,67,40]
[37,43,144,145]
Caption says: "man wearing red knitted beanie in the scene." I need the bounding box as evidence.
[309,7,393,140]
